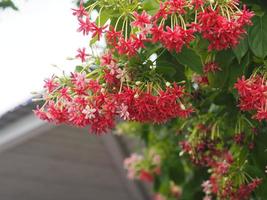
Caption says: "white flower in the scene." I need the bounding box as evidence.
[202,180,212,194]
[82,105,96,119]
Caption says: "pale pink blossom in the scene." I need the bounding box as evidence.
[82,105,97,119]
[118,103,130,120]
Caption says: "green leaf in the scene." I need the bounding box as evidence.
[248,14,267,58]
[95,9,110,26]
[228,52,251,88]
[214,91,235,106]
[233,37,249,63]
[90,35,98,46]
[251,4,265,17]
[0,0,18,10]
[208,50,235,88]
[156,63,177,78]
[173,47,203,74]
[142,0,159,11]
[75,65,84,72]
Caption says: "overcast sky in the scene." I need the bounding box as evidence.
[0,0,88,115]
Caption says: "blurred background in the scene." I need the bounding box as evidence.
[0,1,149,199]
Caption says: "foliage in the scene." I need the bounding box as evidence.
[0,0,17,10]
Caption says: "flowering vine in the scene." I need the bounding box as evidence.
[34,0,267,199]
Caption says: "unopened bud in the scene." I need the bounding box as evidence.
[166,82,171,87]
[135,81,141,85]
[180,104,186,110]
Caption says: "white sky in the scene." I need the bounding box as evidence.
[0,0,88,115]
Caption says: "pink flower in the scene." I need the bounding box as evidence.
[202,180,212,194]
[154,193,166,200]
[118,103,130,120]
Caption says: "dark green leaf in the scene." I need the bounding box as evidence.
[156,63,177,78]
[208,50,235,88]
[228,52,250,88]
[233,37,249,63]
[173,47,203,74]
[248,14,267,58]
[0,0,18,10]
[75,66,84,72]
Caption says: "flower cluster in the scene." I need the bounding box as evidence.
[123,151,161,182]
[34,73,117,134]
[72,0,253,58]
[116,84,193,123]
[202,176,262,200]
[35,67,192,134]
[235,75,267,121]
[179,122,261,199]
[197,5,254,51]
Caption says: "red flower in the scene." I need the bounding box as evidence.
[167,0,187,14]
[101,53,115,66]
[106,26,122,46]
[153,2,169,20]
[59,87,72,101]
[203,62,221,73]
[132,11,151,28]
[46,101,68,124]
[161,26,194,53]
[43,76,59,93]
[234,76,249,96]
[139,170,154,182]
[91,23,108,41]
[77,17,92,35]
[150,25,164,43]
[76,47,89,62]
[34,106,49,121]
[254,108,267,121]
[72,1,87,18]
[191,0,204,9]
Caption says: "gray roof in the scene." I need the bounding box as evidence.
[0,100,36,129]
[0,101,151,200]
